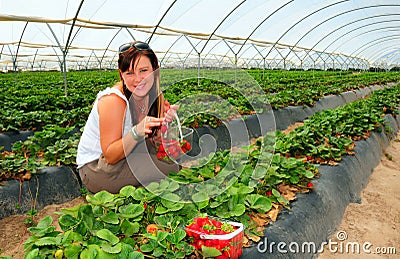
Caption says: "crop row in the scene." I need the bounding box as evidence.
[1,70,399,132]
[22,81,400,259]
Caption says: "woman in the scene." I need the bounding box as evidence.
[76,41,179,194]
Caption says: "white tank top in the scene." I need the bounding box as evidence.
[76,87,132,168]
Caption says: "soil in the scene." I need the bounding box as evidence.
[318,132,400,259]
[0,132,399,259]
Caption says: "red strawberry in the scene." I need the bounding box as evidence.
[266,190,272,196]
[307,182,313,188]
[184,141,191,151]
[146,224,158,234]
[157,152,165,160]
[160,125,168,134]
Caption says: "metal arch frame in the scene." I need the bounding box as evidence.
[148,0,178,43]
[99,27,123,70]
[307,21,400,69]
[371,45,400,69]
[364,42,400,65]
[202,39,227,64]
[352,36,400,62]
[42,0,85,95]
[236,0,295,55]
[198,0,246,54]
[286,5,400,66]
[348,31,400,63]
[299,12,400,65]
[371,45,400,68]
[377,48,400,66]
[13,21,29,71]
[157,1,246,74]
[325,23,400,55]
[159,0,294,69]
[262,0,349,66]
[159,34,185,66]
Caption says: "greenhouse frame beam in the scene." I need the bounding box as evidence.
[100,27,123,70]
[159,34,184,66]
[13,21,29,71]
[304,14,400,65]
[237,0,294,55]
[326,24,400,57]
[356,38,400,64]
[63,0,85,95]
[199,0,245,54]
[269,0,350,65]
[148,0,177,43]
[292,6,400,66]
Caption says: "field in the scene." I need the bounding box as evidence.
[0,69,399,258]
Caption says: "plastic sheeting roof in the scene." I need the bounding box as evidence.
[1,0,399,71]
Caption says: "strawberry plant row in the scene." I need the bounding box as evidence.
[21,83,400,258]
[0,81,394,182]
[1,70,399,132]
[274,84,400,165]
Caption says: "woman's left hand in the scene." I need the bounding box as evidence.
[163,104,179,123]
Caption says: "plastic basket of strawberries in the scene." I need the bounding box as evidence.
[154,113,193,162]
[186,216,244,259]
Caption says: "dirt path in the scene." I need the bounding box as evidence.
[0,196,86,259]
[318,133,400,259]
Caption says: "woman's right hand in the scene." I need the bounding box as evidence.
[136,116,163,137]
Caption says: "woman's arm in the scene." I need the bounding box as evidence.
[98,94,134,164]
[98,94,163,165]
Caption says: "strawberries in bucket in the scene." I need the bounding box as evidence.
[155,113,193,161]
[186,216,244,259]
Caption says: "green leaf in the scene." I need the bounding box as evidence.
[198,166,214,179]
[101,243,122,254]
[36,215,53,228]
[202,245,222,257]
[156,231,169,242]
[87,191,115,205]
[160,193,181,203]
[140,243,154,253]
[118,203,144,219]
[155,206,168,214]
[160,200,185,212]
[231,204,246,216]
[64,243,81,259]
[24,248,39,259]
[166,228,186,244]
[96,229,119,246]
[191,192,209,203]
[58,214,80,231]
[119,185,136,197]
[252,166,267,180]
[130,251,145,259]
[246,194,272,213]
[120,220,140,237]
[34,236,61,247]
[100,211,119,224]
[304,170,314,178]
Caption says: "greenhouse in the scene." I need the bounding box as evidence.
[0,1,399,258]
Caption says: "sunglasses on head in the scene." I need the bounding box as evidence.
[118,41,152,54]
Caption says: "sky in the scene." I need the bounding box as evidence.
[0,0,399,70]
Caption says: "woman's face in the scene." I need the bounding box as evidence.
[121,55,154,98]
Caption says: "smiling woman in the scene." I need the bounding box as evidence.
[76,41,180,194]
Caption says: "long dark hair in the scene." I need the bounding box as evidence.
[117,42,162,127]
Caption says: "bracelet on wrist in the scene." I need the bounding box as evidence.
[130,125,143,141]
